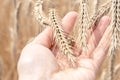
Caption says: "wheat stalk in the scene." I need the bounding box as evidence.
[49,9,75,64]
[0,57,3,80]
[100,69,108,80]
[9,1,21,79]
[9,0,21,67]
[108,0,120,80]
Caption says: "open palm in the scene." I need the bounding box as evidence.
[18,12,111,80]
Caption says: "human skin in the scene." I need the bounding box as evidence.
[17,12,111,80]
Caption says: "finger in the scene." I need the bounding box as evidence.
[62,11,78,33]
[33,12,78,48]
[32,27,53,48]
[92,25,112,67]
[86,16,111,55]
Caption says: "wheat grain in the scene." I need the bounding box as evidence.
[49,9,75,64]
[66,36,75,47]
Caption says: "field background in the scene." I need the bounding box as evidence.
[0,0,120,80]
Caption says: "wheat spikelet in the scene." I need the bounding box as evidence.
[75,0,90,51]
[33,0,50,27]
[66,36,75,47]
[49,9,75,64]
[108,0,120,80]
[89,1,111,29]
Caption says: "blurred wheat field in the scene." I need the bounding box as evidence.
[0,0,120,80]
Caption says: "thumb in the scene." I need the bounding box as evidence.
[17,43,59,80]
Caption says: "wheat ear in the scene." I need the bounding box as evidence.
[49,9,75,64]
[89,1,111,29]
[34,0,50,27]
[108,0,120,80]
[75,0,90,51]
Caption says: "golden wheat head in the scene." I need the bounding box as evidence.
[33,0,50,27]
[74,0,90,51]
[108,0,120,80]
[49,9,75,64]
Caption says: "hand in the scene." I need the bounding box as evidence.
[17,12,111,80]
